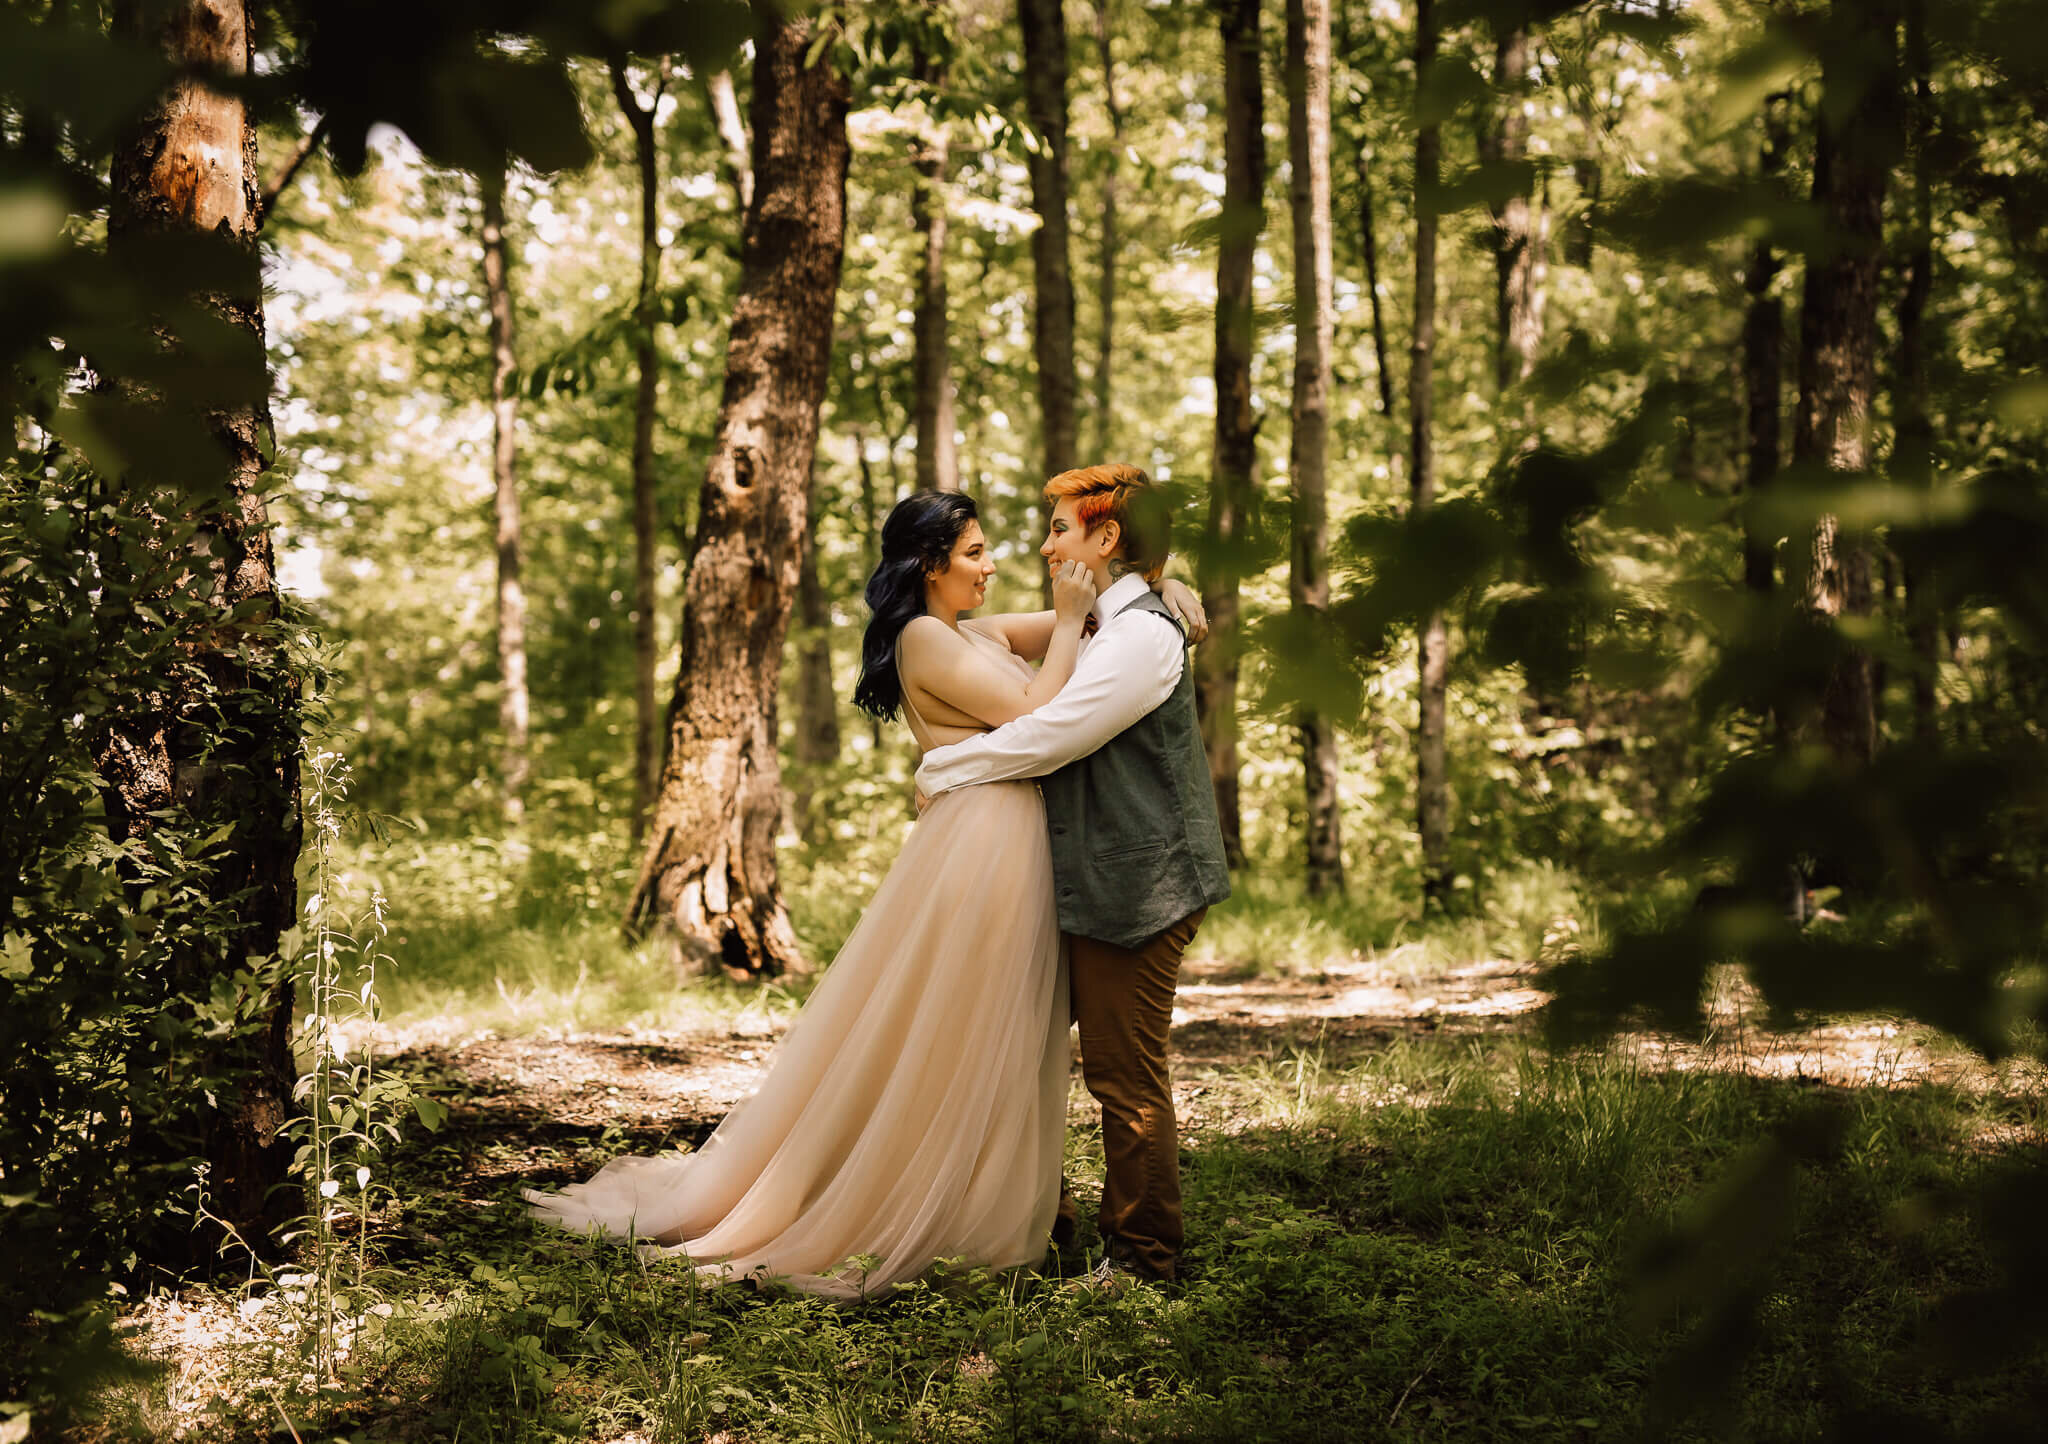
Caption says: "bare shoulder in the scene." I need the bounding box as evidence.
[958,617,1011,651]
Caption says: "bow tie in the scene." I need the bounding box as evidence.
[1082,613,1100,638]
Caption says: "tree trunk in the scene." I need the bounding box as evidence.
[1412,0,1450,906]
[1288,0,1343,897]
[1897,0,1938,743]
[626,13,850,978]
[480,168,529,824]
[704,68,754,215]
[792,458,842,816]
[1793,0,1898,769]
[1198,0,1264,871]
[102,0,301,1258]
[1094,0,1122,457]
[853,421,886,751]
[1356,144,1394,416]
[1741,93,1789,598]
[611,57,668,842]
[911,26,959,492]
[1020,0,1076,586]
[1486,23,1538,394]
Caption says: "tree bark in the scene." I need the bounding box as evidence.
[1094,0,1122,457]
[1197,0,1264,871]
[626,13,850,977]
[1793,0,1898,769]
[1897,0,1938,743]
[1741,93,1789,598]
[704,68,754,215]
[792,457,842,816]
[911,23,959,492]
[1412,0,1450,906]
[1020,0,1076,585]
[479,166,530,824]
[610,56,669,842]
[1485,23,1538,394]
[102,0,301,1258]
[1355,144,1394,416]
[1288,0,1343,897]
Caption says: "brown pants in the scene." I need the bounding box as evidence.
[1054,907,1207,1280]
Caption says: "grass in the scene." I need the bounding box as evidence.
[87,1028,2046,1443]
[72,827,2043,1441]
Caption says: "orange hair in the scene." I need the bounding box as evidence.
[1042,462,1171,582]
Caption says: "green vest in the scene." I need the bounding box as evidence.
[1039,590,1233,948]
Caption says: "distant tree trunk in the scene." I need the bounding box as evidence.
[1093,0,1122,457]
[479,167,529,824]
[1485,22,1538,394]
[1355,145,1394,416]
[1793,0,1898,769]
[911,24,959,492]
[1288,0,1343,897]
[626,14,850,977]
[610,56,669,842]
[1897,0,1938,743]
[792,459,842,817]
[102,0,300,1257]
[1020,0,1076,587]
[1198,0,1264,871]
[1412,0,1450,906]
[1741,93,1789,598]
[704,68,753,215]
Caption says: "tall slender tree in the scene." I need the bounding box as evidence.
[479,164,529,824]
[1483,20,1539,395]
[1093,0,1123,457]
[100,0,301,1252]
[911,7,960,492]
[1020,0,1076,577]
[1412,0,1450,905]
[1741,92,1789,598]
[1794,0,1900,768]
[627,12,851,976]
[704,68,754,214]
[1197,0,1265,870]
[1288,0,1343,896]
[1355,146,1395,417]
[1896,0,1938,743]
[609,55,670,841]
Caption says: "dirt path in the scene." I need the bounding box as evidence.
[391,951,1995,1190]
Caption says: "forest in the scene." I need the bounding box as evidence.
[3,0,2047,1438]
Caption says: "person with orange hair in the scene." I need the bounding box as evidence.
[917,462,1233,1287]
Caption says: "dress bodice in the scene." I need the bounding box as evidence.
[900,623,1032,758]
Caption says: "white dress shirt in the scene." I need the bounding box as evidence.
[914,572,1187,797]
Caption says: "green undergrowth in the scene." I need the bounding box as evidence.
[88,1038,2045,1442]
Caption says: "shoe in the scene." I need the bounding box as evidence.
[1064,1254,1150,1298]
[1050,1212,1077,1248]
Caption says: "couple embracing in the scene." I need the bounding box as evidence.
[527,464,1232,1298]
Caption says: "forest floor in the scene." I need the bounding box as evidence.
[90,940,2047,1444]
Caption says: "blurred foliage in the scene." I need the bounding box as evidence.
[7,0,2048,1434]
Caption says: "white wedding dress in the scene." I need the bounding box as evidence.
[524,625,1069,1299]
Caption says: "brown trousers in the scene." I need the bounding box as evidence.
[1054,906,1207,1280]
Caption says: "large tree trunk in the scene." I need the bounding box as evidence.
[610,57,668,841]
[1197,0,1264,871]
[626,14,850,977]
[1897,0,1938,744]
[480,167,529,824]
[1093,0,1122,457]
[1020,0,1076,583]
[1485,23,1539,395]
[1793,0,1898,769]
[102,0,301,1257]
[911,21,959,492]
[1412,0,1450,906]
[1741,93,1790,599]
[1288,0,1343,898]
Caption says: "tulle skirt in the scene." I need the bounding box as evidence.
[523,780,1069,1299]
